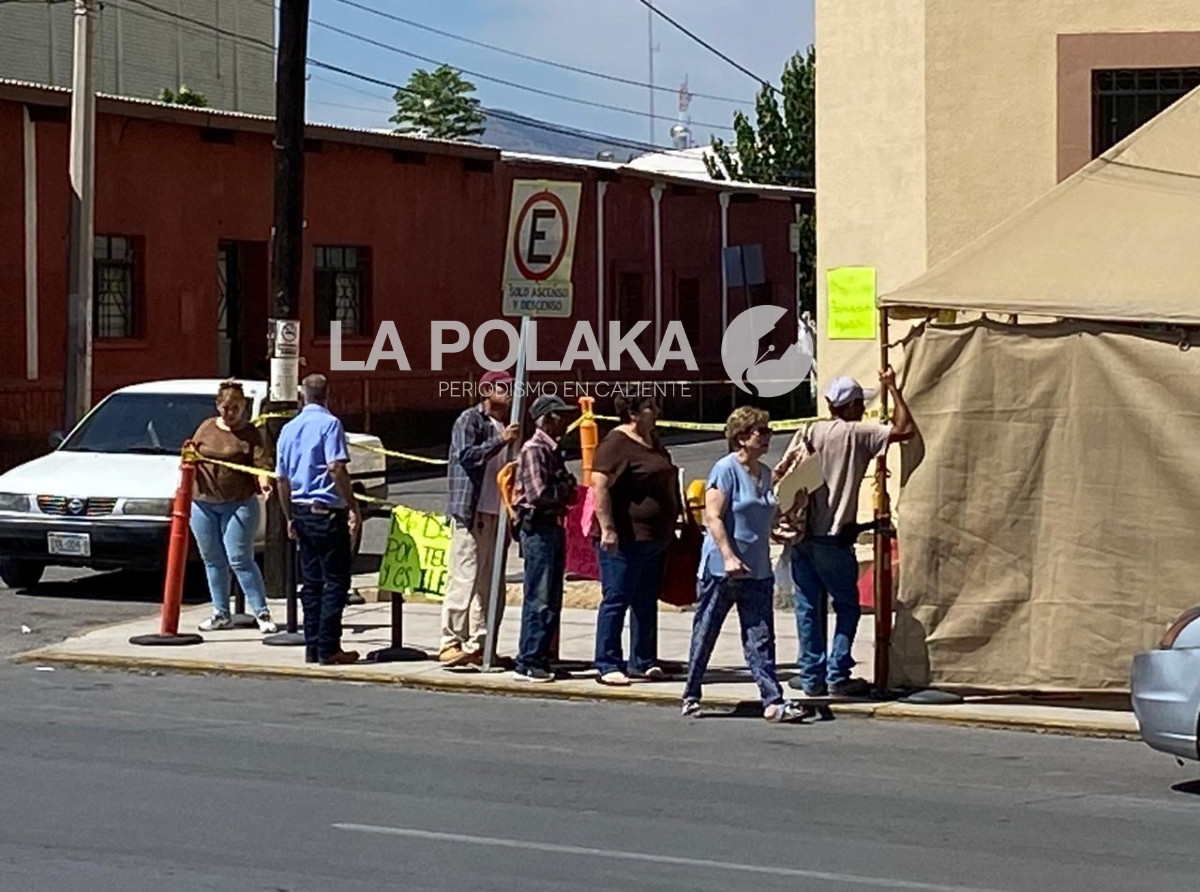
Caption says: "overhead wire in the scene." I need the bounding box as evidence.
[240,0,735,132]
[114,0,672,156]
[633,0,779,94]
[328,0,748,106]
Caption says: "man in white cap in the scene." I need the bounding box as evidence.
[774,366,915,698]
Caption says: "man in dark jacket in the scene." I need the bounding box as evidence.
[438,369,521,666]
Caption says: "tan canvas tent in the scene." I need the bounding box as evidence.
[877,86,1200,692]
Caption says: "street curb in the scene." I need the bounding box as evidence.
[11,648,1140,740]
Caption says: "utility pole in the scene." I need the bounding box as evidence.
[64,0,97,431]
[647,0,658,146]
[263,0,310,605]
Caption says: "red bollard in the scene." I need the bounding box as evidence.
[130,449,204,646]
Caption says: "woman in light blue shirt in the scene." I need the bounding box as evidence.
[682,406,806,723]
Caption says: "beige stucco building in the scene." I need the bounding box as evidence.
[815,0,1200,391]
[0,0,275,115]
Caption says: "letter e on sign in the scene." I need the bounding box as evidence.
[514,192,569,282]
[503,180,581,319]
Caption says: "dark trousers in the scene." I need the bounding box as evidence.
[683,574,784,708]
[594,539,667,675]
[292,503,352,661]
[516,523,565,672]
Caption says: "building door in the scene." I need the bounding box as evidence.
[217,242,243,378]
[217,241,269,380]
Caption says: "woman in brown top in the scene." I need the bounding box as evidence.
[186,381,277,633]
[590,394,681,685]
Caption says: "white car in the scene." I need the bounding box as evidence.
[0,379,388,589]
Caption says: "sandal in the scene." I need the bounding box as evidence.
[598,671,632,686]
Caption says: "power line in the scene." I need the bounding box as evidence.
[241,0,734,132]
[308,14,734,133]
[327,0,748,106]
[633,0,778,93]
[113,0,671,155]
[307,58,665,154]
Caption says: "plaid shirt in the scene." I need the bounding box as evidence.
[446,404,507,525]
[514,428,575,520]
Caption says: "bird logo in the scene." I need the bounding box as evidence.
[720,306,814,398]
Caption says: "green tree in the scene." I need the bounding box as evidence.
[390,64,487,141]
[705,48,815,317]
[158,84,208,107]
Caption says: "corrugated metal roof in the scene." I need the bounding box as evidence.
[0,78,813,199]
[0,77,500,160]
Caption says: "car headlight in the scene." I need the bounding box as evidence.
[0,492,31,512]
[120,499,174,517]
[1160,606,1200,649]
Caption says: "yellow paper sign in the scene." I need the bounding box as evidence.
[377,505,453,598]
[827,267,878,340]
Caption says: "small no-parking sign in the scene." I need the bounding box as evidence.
[502,180,581,318]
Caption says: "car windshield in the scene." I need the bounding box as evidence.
[60,393,246,455]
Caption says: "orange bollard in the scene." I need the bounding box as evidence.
[578,395,597,486]
[130,449,204,646]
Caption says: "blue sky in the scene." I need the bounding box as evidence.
[304,0,814,147]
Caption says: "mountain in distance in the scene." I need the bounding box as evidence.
[481,108,646,161]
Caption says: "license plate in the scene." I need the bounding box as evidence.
[48,532,91,557]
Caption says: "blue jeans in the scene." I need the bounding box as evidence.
[292,503,353,662]
[683,574,784,708]
[594,539,667,675]
[517,524,565,672]
[791,537,861,693]
[189,497,268,618]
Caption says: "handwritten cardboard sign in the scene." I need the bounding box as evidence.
[378,505,453,598]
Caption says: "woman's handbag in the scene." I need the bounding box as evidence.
[659,470,702,607]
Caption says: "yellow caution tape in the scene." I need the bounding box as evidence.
[590,414,825,433]
[565,410,596,435]
[183,447,279,480]
[348,441,449,466]
[250,411,297,428]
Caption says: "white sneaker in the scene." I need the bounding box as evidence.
[199,614,233,631]
[255,612,278,633]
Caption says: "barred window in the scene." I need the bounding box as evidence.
[314,246,370,336]
[94,236,138,339]
[1092,68,1200,157]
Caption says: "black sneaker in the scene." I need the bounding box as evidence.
[787,676,827,698]
[513,666,554,683]
[829,678,872,699]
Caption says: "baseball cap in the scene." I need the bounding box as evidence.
[529,394,576,421]
[824,376,878,408]
[480,369,514,387]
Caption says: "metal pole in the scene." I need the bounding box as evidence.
[481,316,530,672]
[873,308,894,695]
[64,0,97,432]
[647,1,656,146]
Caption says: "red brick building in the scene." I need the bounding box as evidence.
[0,80,811,468]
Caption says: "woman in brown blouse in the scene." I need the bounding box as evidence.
[186,381,277,633]
[590,394,681,685]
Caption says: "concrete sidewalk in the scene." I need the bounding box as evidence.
[14,589,1139,741]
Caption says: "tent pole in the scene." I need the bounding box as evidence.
[873,307,894,697]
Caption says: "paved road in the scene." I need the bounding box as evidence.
[1,437,733,654]
[0,665,1196,891]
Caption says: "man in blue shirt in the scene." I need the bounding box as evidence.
[276,373,362,665]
